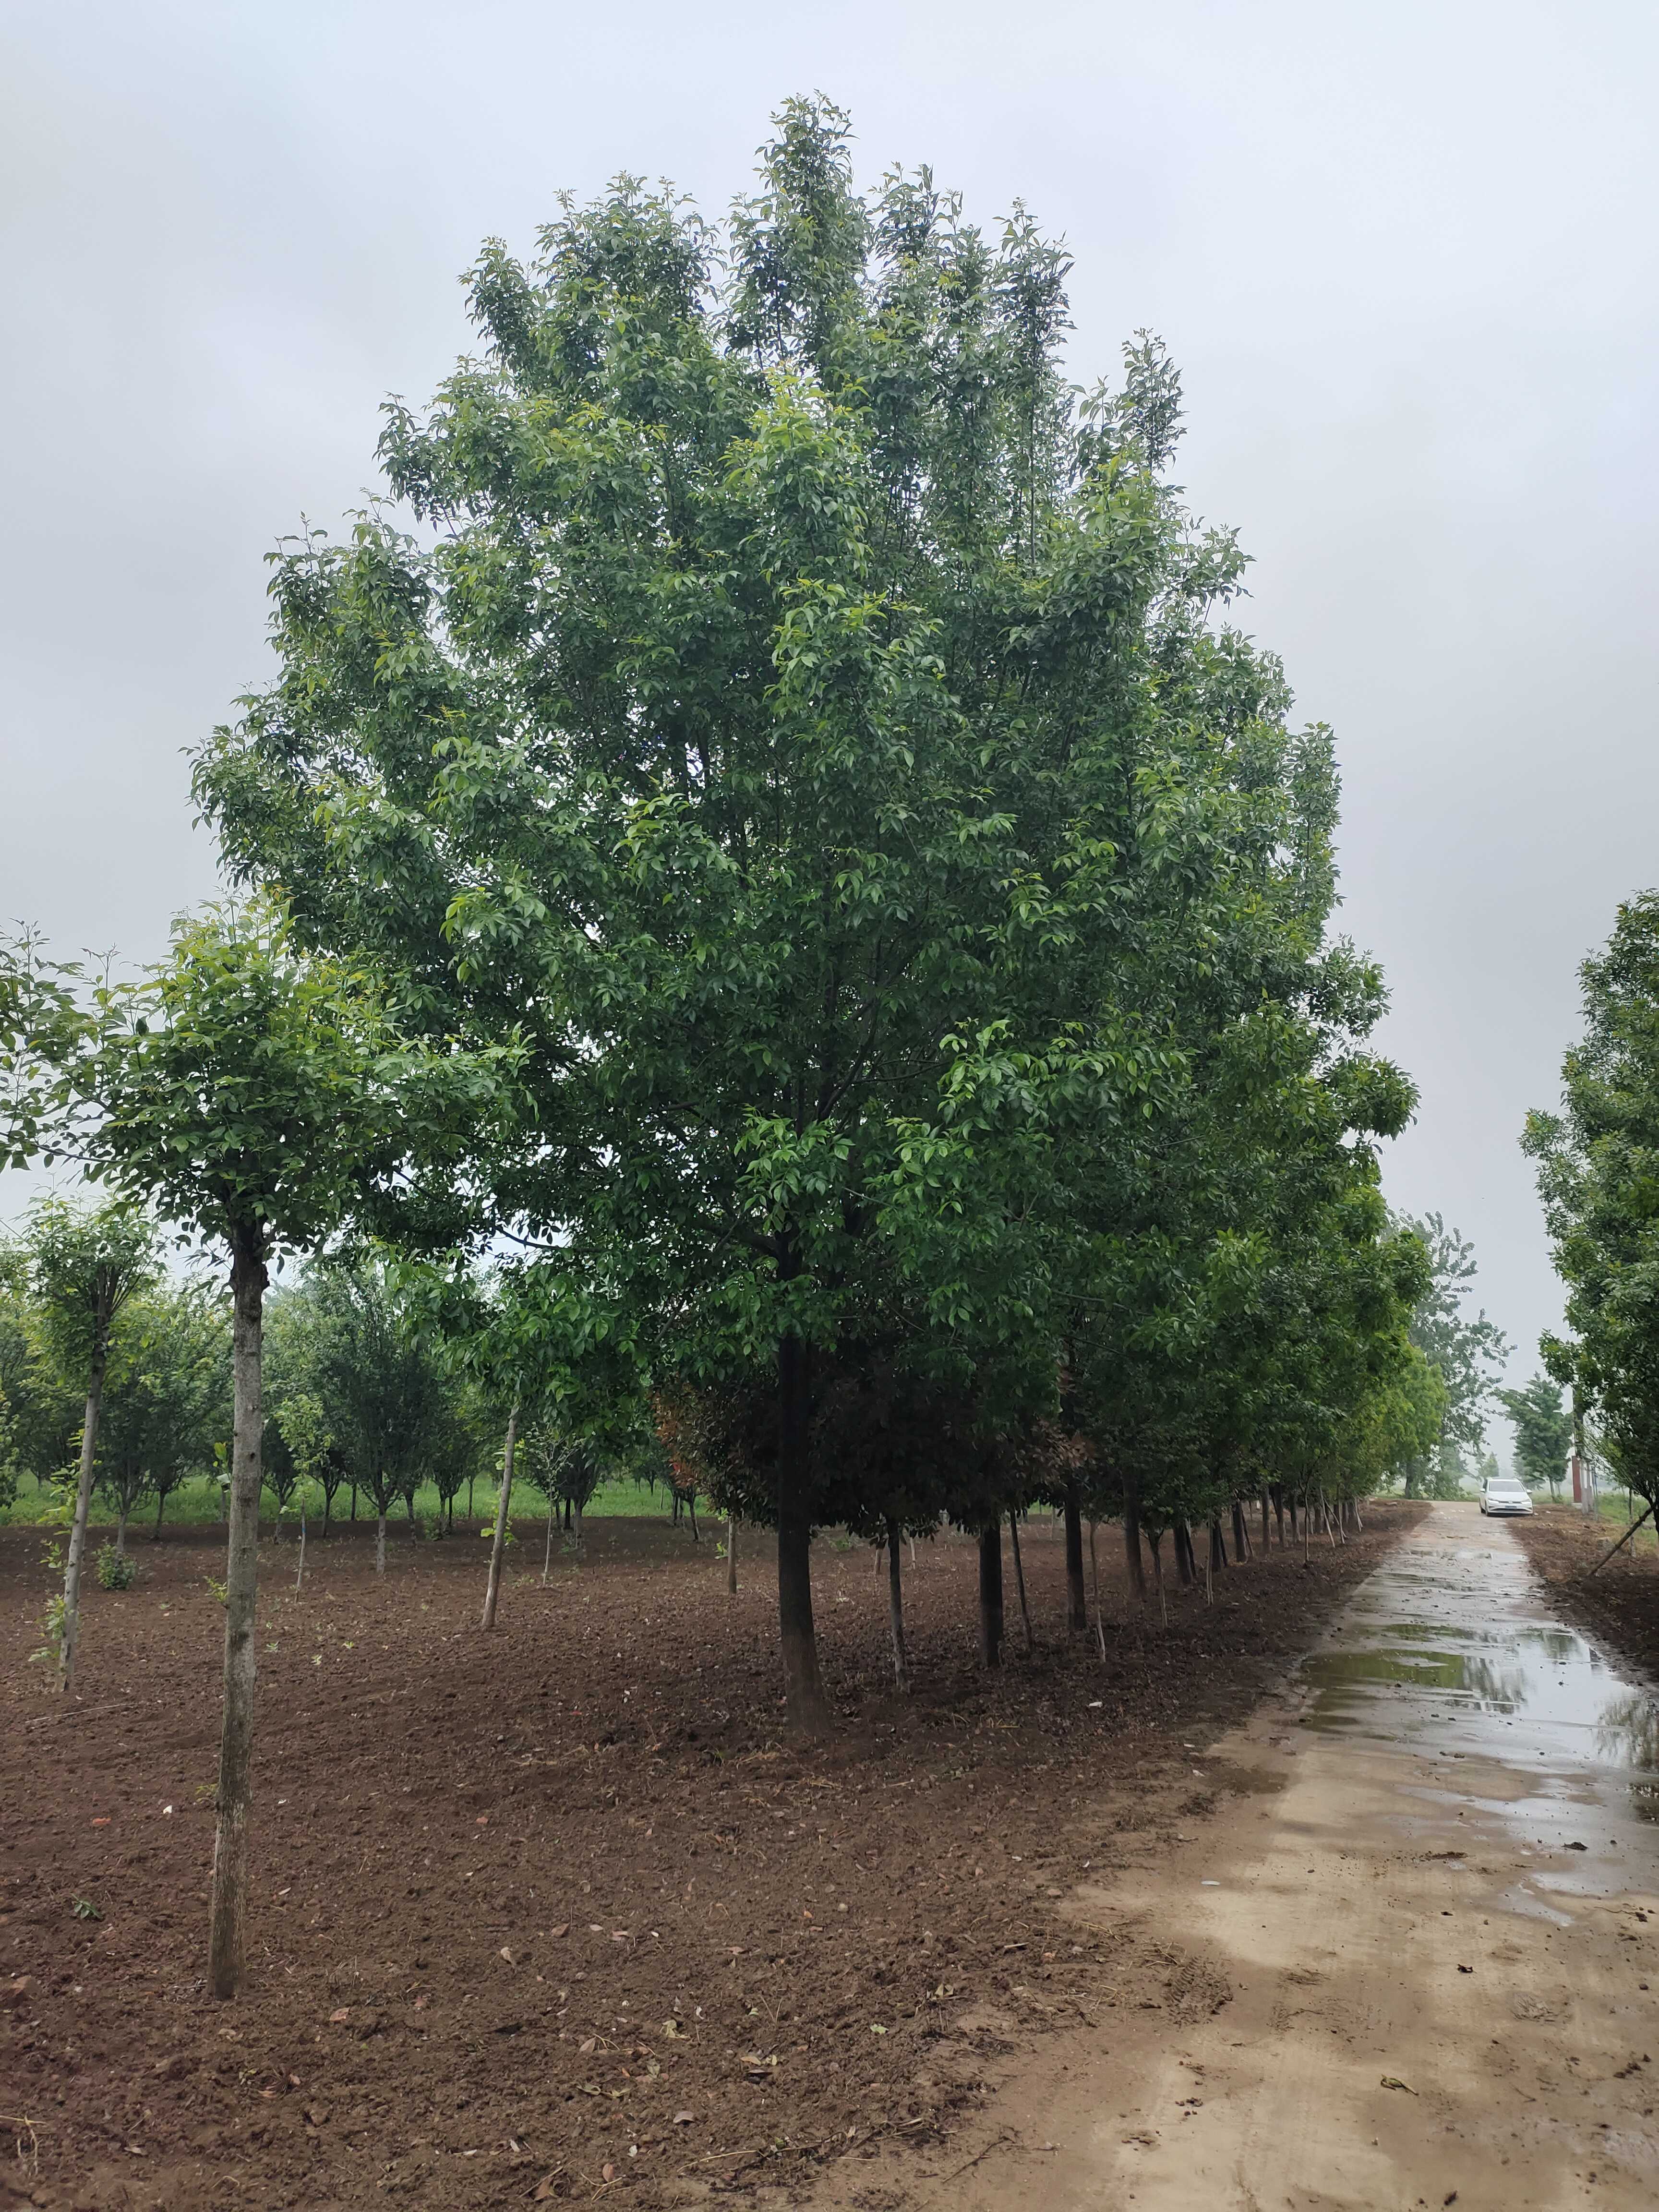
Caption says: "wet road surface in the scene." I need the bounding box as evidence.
[1301,1509,1659,1904]
[808,1505,1659,2212]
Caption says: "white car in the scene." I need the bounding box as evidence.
[1480,1474,1535,1516]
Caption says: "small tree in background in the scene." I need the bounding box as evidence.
[1394,1213,1510,1497]
[1500,1373,1574,1500]
[96,1279,229,1548]
[24,1198,157,1686]
[519,1418,607,1576]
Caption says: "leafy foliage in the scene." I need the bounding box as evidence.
[1498,1374,1573,1497]
[1527,891,1659,1506]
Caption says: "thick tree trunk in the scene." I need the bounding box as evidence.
[1260,1491,1271,1552]
[1063,1481,1087,1633]
[777,1334,830,1732]
[209,1223,267,2000]
[1209,1517,1228,1572]
[1232,1499,1251,1562]
[1122,1475,1146,1605]
[885,1515,909,1693]
[374,1511,387,1575]
[1150,1529,1167,1624]
[977,1524,1004,1668]
[1009,1510,1034,1655]
[58,1333,109,1694]
[115,1503,128,1559]
[726,1515,737,1594]
[481,1405,519,1631]
[155,1491,167,1540]
[1274,1489,1286,1546]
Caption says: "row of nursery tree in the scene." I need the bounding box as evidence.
[0,1220,660,1559]
[0,102,1500,1991]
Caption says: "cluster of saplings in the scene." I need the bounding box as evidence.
[0,1209,689,1611]
[2,101,1459,1995]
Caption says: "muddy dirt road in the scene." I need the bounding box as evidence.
[815,1506,1659,2212]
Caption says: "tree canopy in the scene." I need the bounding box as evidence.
[176,99,1434,1724]
[1527,890,1659,1508]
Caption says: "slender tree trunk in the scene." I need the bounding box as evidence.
[1150,1530,1167,1625]
[115,1502,128,1559]
[574,1503,583,1557]
[1232,1499,1251,1561]
[405,1489,416,1527]
[543,1495,556,1585]
[209,1223,268,2000]
[480,1406,519,1630]
[1352,1496,1364,1532]
[295,1498,307,1592]
[1274,1490,1285,1547]
[1087,1520,1106,1657]
[350,1482,357,1524]
[374,1511,387,1574]
[155,1491,166,1540]
[1209,1517,1228,1572]
[1122,1475,1146,1605]
[776,1333,830,1731]
[885,1515,909,1693]
[726,1514,737,1594]
[467,1473,476,1521]
[977,1523,1004,1668]
[1260,1491,1271,1553]
[58,1327,109,1695]
[1009,1510,1034,1655]
[1174,1518,1195,1586]
[1063,1480,1087,1633]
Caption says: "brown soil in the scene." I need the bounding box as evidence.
[0,1500,1422,2212]
[1513,1502,1659,1680]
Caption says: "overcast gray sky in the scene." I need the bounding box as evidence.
[4,0,1656,1392]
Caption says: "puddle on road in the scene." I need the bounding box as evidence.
[1295,1513,1659,1889]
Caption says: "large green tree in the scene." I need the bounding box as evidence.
[194,101,1401,1725]
[1526,891,1659,1509]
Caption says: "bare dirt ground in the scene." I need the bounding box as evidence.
[1515,1503,1659,1681]
[807,1506,1659,2212]
[0,1502,1418,2212]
